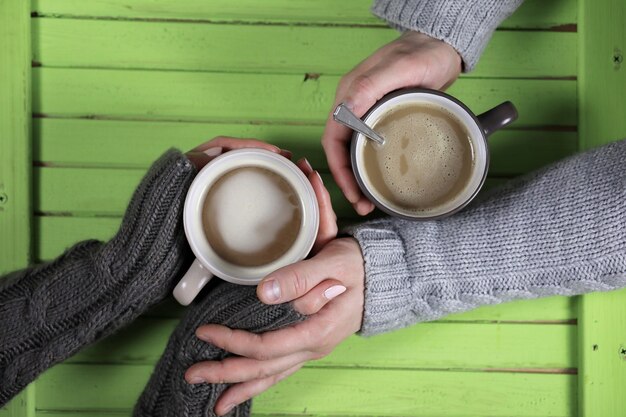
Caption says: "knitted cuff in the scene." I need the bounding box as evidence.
[371,0,523,71]
[345,221,416,337]
[98,149,195,285]
[134,282,306,417]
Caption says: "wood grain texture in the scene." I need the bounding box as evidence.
[33,168,348,217]
[68,317,576,369]
[31,0,576,30]
[0,0,32,274]
[33,19,577,78]
[0,0,34,415]
[16,0,591,415]
[36,364,576,416]
[577,0,626,415]
[33,68,577,126]
[32,169,520,234]
[33,118,578,174]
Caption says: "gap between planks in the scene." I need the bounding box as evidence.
[29,13,578,33]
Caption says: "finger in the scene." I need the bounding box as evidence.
[295,158,338,248]
[292,279,346,315]
[185,147,224,170]
[214,364,302,416]
[185,351,310,384]
[355,198,375,215]
[257,254,339,304]
[307,172,338,253]
[321,120,363,207]
[342,59,428,117]
[194,136,281,154]
[295,158,314,176]
[196,318,325,360]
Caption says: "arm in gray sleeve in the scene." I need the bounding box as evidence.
[347,139,626,336]
[0,150,196,407]
[371,0,524,71]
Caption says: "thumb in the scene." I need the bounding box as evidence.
[257,255,333,305]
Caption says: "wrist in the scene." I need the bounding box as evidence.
[400,31,462,75]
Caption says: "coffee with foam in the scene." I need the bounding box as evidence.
[202,166,302,267]
[362,103,474,213]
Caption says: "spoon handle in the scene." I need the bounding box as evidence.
[333,103,385,145]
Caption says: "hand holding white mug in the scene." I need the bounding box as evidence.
[177,137,337,305]
[322,31,462,215]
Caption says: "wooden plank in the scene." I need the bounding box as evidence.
[69,317,576,369]
[33,167,515,221]
[33,68,578,127]
[577,0,626,415]
[34,414,127,417]
[33,118,578,174]
[31,0,576,30]
[0,0,32,274]
[0,0,35,415]
[34,168,351,218]
[33,19,577,78]
[36,364,576,416]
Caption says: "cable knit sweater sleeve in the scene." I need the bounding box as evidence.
[371,0,524,71]
[0,149,196,407]
[347,139,626,337]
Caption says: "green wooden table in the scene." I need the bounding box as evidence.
[1,0,625,416]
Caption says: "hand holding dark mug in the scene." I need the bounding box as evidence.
[350,88,518,220]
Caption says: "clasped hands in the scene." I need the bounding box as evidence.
[184,31,461,415]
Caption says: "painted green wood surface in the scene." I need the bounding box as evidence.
[34,69,577,126]
[0,0,34,415]
[10,0,626,415]
[32,0,576,30]
[68,318,576,369]
[0,0,32,274]
[33,118,578,172]
[577,0,626,415]
[33,19,577,78]
[37,364,576,417]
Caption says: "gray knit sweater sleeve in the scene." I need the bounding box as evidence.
[347,139,626,337]
[0,149,195,407]
[371,0,524,71]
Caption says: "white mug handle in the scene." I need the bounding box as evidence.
[173,259,214,306]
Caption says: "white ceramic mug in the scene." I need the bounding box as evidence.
[173,148,320,305]
[351,88,518,220]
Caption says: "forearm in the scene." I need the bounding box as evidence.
[0,149,195,406]
[349,139,626,336]
[371,0,524,71]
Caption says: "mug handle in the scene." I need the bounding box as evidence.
[477,101,518,137]
[173,259,214,306]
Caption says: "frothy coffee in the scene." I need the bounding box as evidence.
[202,166,302,267]
[362,103,474,213]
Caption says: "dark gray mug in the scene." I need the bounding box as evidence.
[350,88,518,220]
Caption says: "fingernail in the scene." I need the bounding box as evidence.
[222,403,236,414]
[196,330,211,343]
[301,158,313,173]
[324,285,347,300]
[262,279,281,302]
[281,149,293,159]
[203,147,223,157]
[315,170,324,185]
[188,375,204,384]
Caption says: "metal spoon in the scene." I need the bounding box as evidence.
[333,103,386,146]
